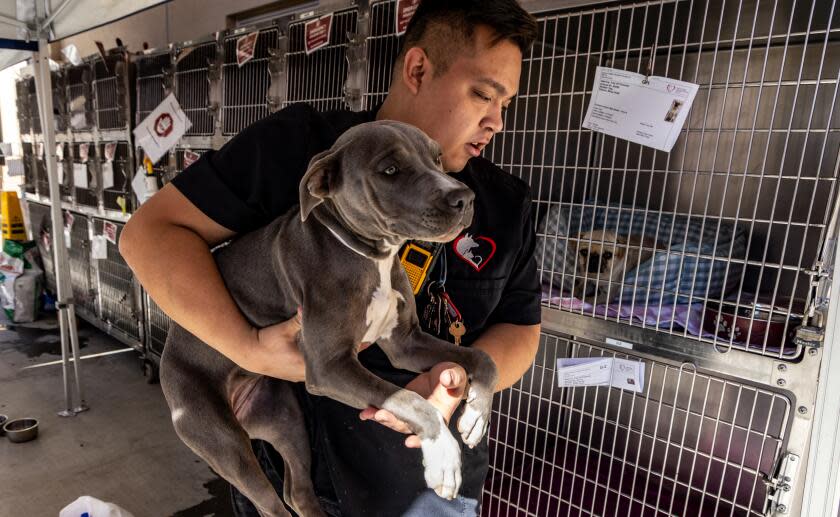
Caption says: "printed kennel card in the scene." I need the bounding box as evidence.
[396,0,421,35]
[133,93,192,164]
[91,235,108,260]
[304,14,333,55]
[103,221,118,245]
[557,357,645,393]
[582,66,699,152]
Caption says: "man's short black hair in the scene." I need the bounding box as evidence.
[395,0,538,77]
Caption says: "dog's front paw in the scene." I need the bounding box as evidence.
[457,387,491,448]
[420,414,462,500]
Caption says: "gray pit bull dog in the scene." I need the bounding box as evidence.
[160,120,499,517]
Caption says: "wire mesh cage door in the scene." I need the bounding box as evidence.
[222,26,279,135]
[72,142,99,208]
[135,50,172,128]
[101,141,132,212]
[92,218,142,343]
[484,333,793,517]
[66,63,95,133]
[66,211,97,317]
[175,41,217,136]
[365,0,405,110]
[52,69,68,133]
[492,0,840,362]
[16,78,32,135]
[22,142,37,195]
[144,290,171,358]
[28,202,56,293]
[284,8,358,112]
[93,53,131,131]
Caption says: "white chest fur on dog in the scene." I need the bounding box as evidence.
[362,257,405,344]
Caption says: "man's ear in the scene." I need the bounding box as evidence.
[401,47,432,95]
[300,148,341,221]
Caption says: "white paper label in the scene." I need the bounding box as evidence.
[582,66,699,152]
[58,163,65,184]
[557,357,645,393]
[131,167,159,205]
[101,161,115,190]
[133,93,192,164]
[103,221,118,245]
[104,142,117,161]
[56,143,64,160]
[63,211,73,249]
[73,163,88,189]
[78,143,90,162]
[91,235,108,259]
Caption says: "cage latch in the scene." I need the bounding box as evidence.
[764,453,800,515]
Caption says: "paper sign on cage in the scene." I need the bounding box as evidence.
[183,150,201,169]
[103,221,118,245]
[133,93,192,164]
[396,0,421,35]
[236,32,259,67]
[582,66,699,153]
[101,161,115,190]
[556,357,645,393]
[304,14,333,55]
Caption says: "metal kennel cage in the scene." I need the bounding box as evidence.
[222,24,280,135]
[65,211,97,317]
[52,69,68,134]
[175,38,218,137]
[91,218,143,347]
[134,48,173,129]
[101,141,133,212]
[92,51,133,132]
[284,7,358,112]
[16,77,33,136]
[144,292,169,359]
[71,141,99,208]
[26,200,56,293]
[364,0,404,109]
[66,61,95,133]
[22,141,37,195]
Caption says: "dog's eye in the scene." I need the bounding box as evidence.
[435,154,442,167]
[603,251,613,260]
[383,166,398,176]
[579,249,588,257]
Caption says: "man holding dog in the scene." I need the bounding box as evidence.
[121,1,541,515]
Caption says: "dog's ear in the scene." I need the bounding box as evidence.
[300,148,341,221]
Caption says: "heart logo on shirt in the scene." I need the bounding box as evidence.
[453,233,496,272]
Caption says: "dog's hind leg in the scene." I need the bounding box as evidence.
[167,389,292,517]
[239,379,326,517]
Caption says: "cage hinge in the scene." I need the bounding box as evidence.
[764,453,800,516]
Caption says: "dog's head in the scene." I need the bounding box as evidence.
[299,120,474,243]
[574,230,628,277]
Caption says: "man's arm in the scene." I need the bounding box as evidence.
[119,183,306,381]
[473,322,541,392]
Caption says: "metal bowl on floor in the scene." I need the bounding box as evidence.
[3,418,39,443]
[0,414,7,436]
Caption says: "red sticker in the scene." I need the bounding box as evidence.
[63,211,74,230]
[453,233,497,272]
[183,150,200,169]
[154,113,174,138]
[236,31,259,67]
[78,143,89,163]
[396,0,421,36]
[103,221,118,245]
[304,14,333,55]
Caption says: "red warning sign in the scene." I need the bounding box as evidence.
[154,113,174,138]
[396,0,421,36]
[236,31,259,67]
[183,150,200,168]
[305,14,333,55]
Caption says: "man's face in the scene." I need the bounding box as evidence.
[411,26,522,172]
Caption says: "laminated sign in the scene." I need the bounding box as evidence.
[103,221,118,245]
[183,150,201,169]
[396,0,421,36]
[305,14,333,55]
[133,93,192,164]
[236,32,259,67]
[102,142,117,190]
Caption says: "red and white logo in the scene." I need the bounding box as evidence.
[154,113,174,138]
[103,221,118,245]
[453,233,496,272]
[396,0,421,36]
[236,31,259,67]
[183,150,201,168]
[304,14,333,55]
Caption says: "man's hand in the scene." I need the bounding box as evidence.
[359,362,468,448]
[240,309,307,382]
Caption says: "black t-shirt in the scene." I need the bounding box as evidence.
[172,103,541,516]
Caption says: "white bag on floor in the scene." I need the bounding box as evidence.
[59,496,135,517]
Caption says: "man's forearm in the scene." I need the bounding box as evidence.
[473,323,541,392]
[121,220,256,366]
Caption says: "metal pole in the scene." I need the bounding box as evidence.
[32,36,88,416]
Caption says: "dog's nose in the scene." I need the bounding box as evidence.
[587,256,601,274]
[445,188,474,213]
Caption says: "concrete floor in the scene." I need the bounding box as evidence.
[0,314,234,517]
